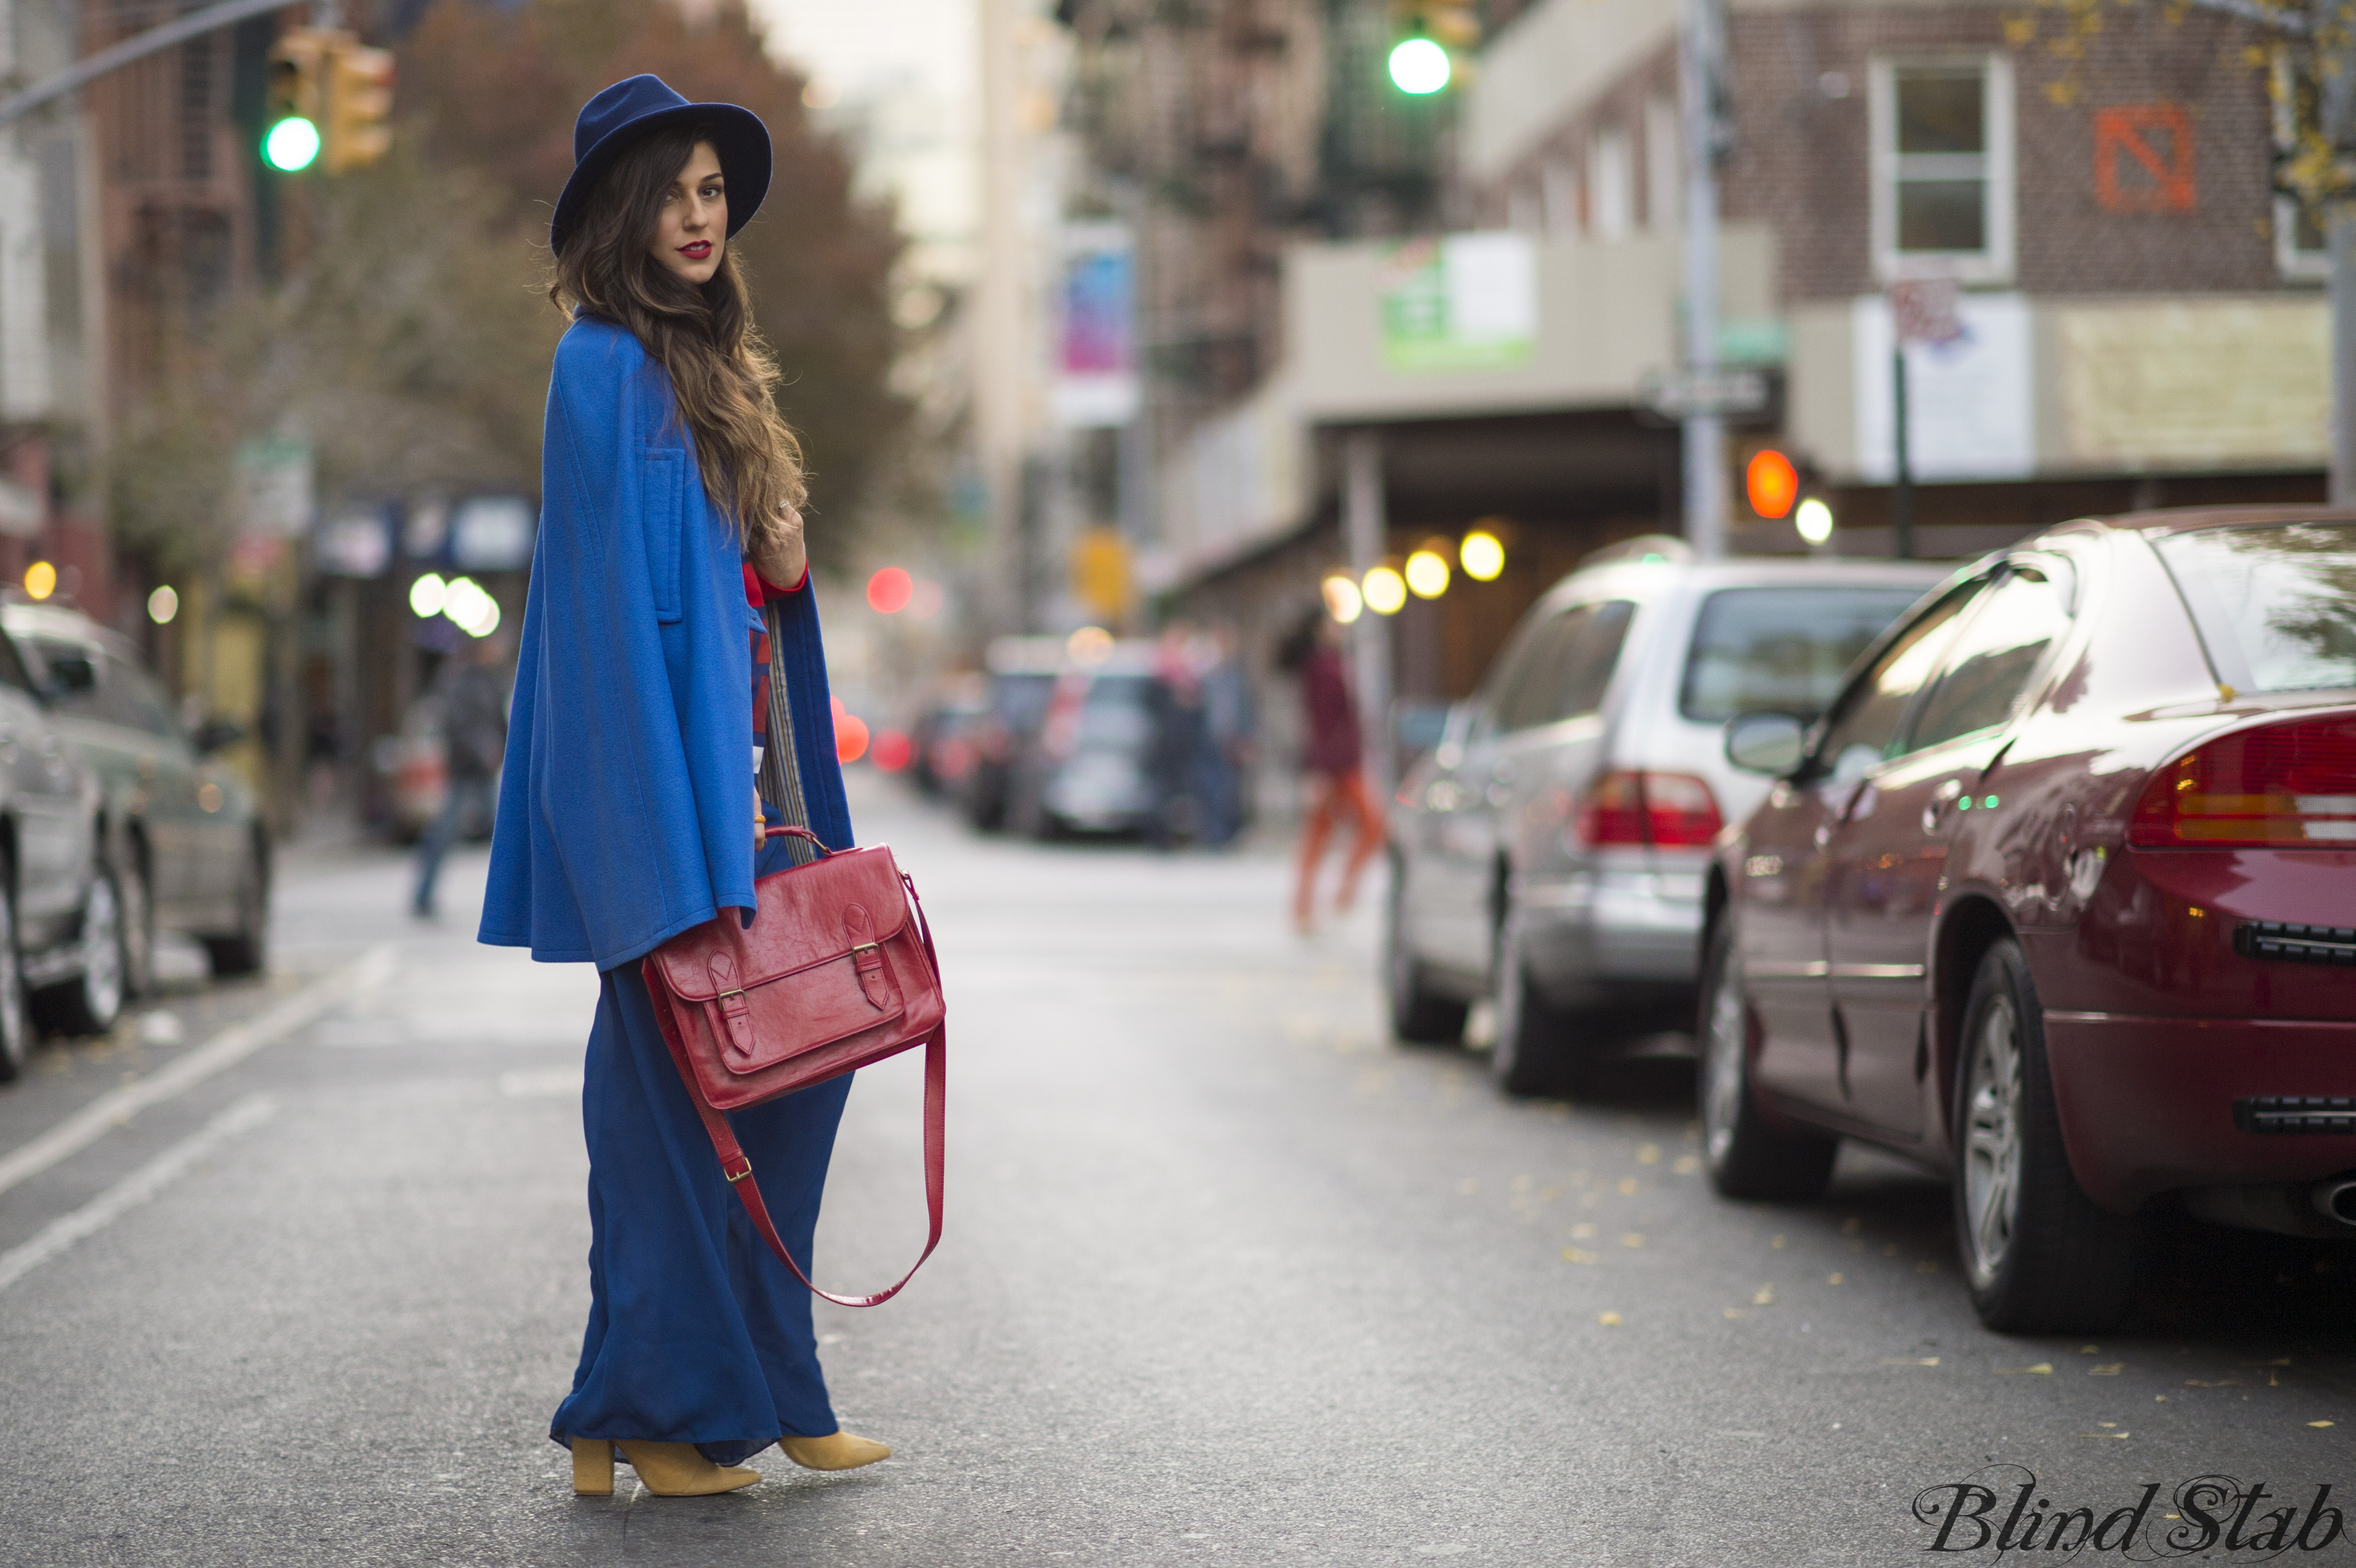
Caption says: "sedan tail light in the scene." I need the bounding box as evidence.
[2127,714,2356,848]
[1577,770,1724,848]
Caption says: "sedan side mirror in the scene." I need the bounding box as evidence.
[1724,711,1808,776]
[43,653,95,699]
[191,718,244,756]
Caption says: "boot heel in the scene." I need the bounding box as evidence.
[572,1438,614,1496]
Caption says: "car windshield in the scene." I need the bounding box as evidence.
[2155,522,2356,694]
[1680,585,1931,723]
[1076,675,1155,750]
[993,674,1056,732]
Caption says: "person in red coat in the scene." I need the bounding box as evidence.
[1277,606,1385,933]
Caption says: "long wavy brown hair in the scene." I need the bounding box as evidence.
[550,120,805,560]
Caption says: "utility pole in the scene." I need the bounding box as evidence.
[2323,0,2356,504]
[1677,0,1727,559]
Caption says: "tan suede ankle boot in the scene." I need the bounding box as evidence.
[613,1439,762,1496]
[780,1431,892,1471]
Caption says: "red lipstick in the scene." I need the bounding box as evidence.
[678,240,712,260]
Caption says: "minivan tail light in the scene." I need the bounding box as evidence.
[1576,770,1724,848]
[2127,715,2356,848]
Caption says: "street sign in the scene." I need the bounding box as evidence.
[1639,366,1768,420]
[1888,275,1963,347]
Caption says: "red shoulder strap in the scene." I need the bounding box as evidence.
[650,866,946,1309]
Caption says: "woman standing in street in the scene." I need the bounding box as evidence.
[479,76,889,1497]
[1277,606,1385,935]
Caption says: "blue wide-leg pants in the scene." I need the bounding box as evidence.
[549,959,852,1466]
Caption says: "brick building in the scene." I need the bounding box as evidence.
[1134,0,2328,749]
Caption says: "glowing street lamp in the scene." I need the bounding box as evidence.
[1459,529,1505,582]
[1404,547,1451,599]
[1322,572,1363,624]
[1362,564,1408,616]
[1795,497,1835,546]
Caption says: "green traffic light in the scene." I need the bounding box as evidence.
[1387,36,1451,95]
[264,116,321,172]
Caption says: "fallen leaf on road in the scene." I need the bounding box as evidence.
[1724,1307,1745,1318]
[1598,1311,1622,1326]
[2080,1345,2100,1354]
[2245,1358,2293,1367]
[2310,1421,2336,1428]
[1754,1286,1775,1306]
[1672,1154,1700,1176]
[1562,1249,1599,1264]
[1828,1273,1844,1285]
[2184,1380,2240,1388]
[1636,1143,1661,1165]
[1771,1234,1787,1249]
[2078,1432,2131,1440]
[1915,1261,1939,1273]
[1841,1217,1861,1235]
[1997,1364,2055,1375]
[1455,1178,1478,1195]
[1570,1222,1597,1239]
[2090,1364,2125,1376]
[1511,1174,1534,1192]
[1881,1357,1939,1367]
[1617,1176,1640,1196]
[1622,1233,1646,1248]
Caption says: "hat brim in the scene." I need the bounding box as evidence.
[549,102,772,259]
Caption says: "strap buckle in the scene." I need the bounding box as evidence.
[724,1158,753,1184]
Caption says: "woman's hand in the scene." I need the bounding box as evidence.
[755,784,767,851]
[749,503,807,592]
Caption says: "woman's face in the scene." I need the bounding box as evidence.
[648,141,726,286]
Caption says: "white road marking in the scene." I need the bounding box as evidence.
[0,943,395,1200]
[0,1093,277,1294]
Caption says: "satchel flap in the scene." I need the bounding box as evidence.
[649,844,913,1001]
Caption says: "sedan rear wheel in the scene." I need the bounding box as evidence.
[1490,912,1586,1097]
[1698,920,1837,1200]
[1384,866,1466,1045]
[1954,938,2143,1333]
[0,867,30,1081]
[203,837,269,978]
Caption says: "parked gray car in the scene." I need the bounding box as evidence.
[1384,538,1945,1094]
[2,604,269,994]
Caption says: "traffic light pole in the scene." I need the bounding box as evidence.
[1677,0,1727,561]
[0,0,294,126]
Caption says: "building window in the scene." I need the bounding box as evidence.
[2272,52,2328,280]
[1588,122,1633,241]
[1869,56,2014,282]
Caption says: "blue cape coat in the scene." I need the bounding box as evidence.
[480,316,851,969]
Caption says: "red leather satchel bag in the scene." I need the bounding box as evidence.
[641,826,944,1307]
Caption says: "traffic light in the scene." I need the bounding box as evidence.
[263,30,325,172]
[262,28,393,175]
[1386,2,1478,96]
[1745,449,1799,519]
[323,41,395,174]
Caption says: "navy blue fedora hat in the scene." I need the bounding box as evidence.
[550,74,771,258]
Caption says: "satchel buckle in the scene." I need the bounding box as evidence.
[851,943,879,958]
[726,1165,753,1183]
[716,987,745,1002]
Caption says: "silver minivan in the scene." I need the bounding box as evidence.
[1384,538,1946,1093]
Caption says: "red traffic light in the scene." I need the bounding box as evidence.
[1745,449,1799,520]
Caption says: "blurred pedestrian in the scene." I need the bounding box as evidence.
[1148,621,1210,846]
[477,76,889,1500]
[1198,623,1255,846]
[409,635,509,918]
[1276,606,1384,934]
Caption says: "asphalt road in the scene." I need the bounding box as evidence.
[0,775,2351,1567]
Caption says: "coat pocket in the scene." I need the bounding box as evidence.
[642,450,686,623]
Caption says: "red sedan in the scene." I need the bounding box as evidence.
[1700,508,2356,1333]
